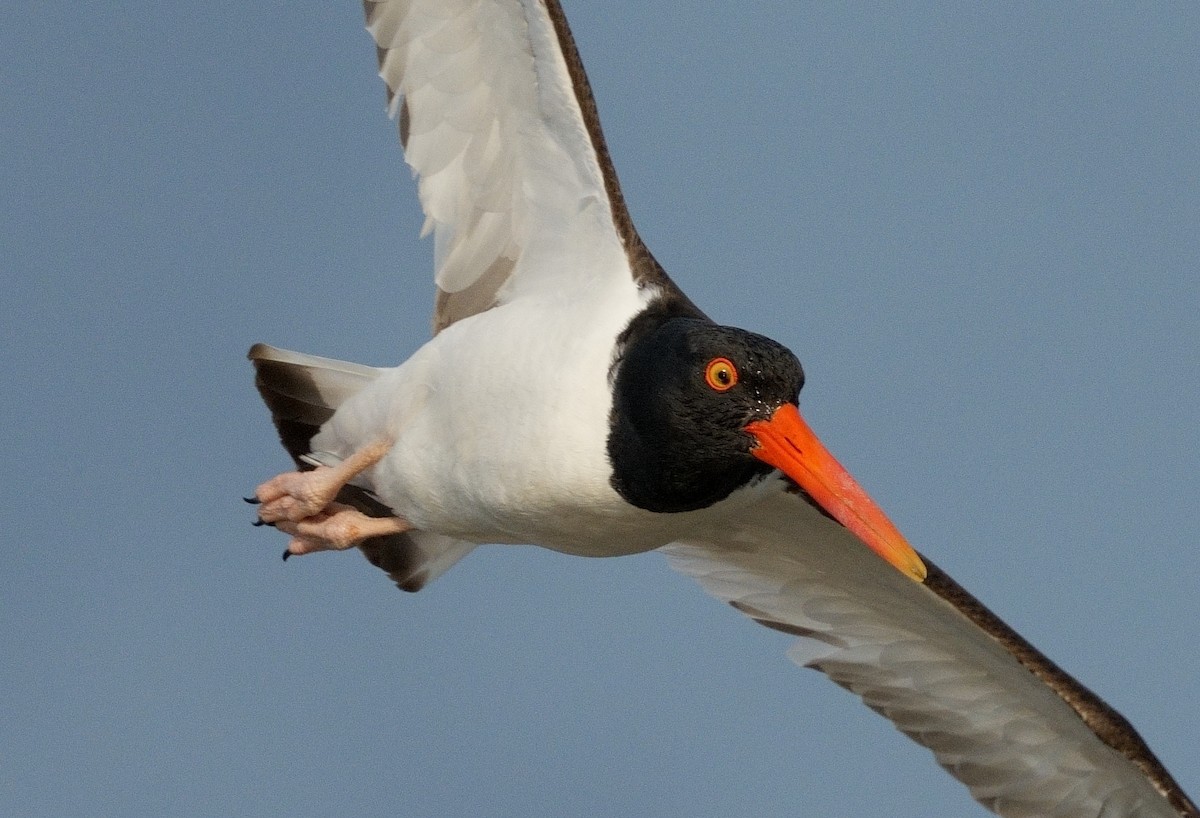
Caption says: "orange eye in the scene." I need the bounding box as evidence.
[704,357,738,392]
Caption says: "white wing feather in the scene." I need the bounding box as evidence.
[664,491,1181,818]
[364,0,629,329]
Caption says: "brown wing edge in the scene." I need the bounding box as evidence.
[541,0,699,308]
[920,558,1198,816]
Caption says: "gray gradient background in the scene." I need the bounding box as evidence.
[4,3,1198,816]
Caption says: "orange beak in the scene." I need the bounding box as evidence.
[745,404,927,582]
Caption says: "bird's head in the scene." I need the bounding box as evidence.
[609,316,926,581]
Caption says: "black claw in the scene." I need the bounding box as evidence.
[252,518,267,527]
[243,496,261,505]
[281,549,292,562]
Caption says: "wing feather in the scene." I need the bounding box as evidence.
[664,490,1196,818]
[363,0,654,332]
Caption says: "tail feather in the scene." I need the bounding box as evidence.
[248,343,476,591]
[249,343,382,462]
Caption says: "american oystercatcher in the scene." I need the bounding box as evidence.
[247,2,1197,815]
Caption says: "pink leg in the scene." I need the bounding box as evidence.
[250,437,411,560]
[274,502,412,558]
[255,438,393,524]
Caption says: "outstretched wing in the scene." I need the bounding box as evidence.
[664,491,1197,818]
[363,0,679,333]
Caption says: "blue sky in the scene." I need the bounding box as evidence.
[4,2,1198,816]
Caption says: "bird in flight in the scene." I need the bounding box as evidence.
[247,2,1196,815]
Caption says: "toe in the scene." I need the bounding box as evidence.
[283,535,329,557]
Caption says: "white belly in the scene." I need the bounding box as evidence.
[312,283,684,555]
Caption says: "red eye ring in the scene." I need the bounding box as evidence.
[704,357,738,392]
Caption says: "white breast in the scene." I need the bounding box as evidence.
[312,278,683,555]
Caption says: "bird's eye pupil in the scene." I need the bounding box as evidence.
[705,357,739,392]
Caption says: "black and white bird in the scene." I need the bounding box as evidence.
[247,2,1197,816]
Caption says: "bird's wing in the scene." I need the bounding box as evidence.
[664,491,1196,818]
[363,0,681,333]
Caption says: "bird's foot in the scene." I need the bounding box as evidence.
[274,502,412,559]
[253,438,393,524]
[250,437,409,559]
